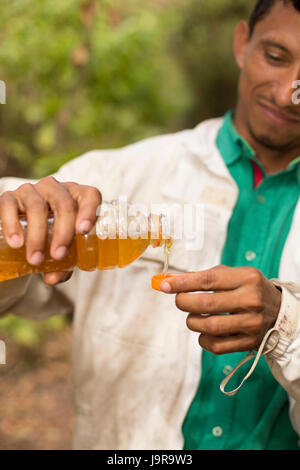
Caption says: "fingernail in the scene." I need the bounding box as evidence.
[8,234,22,248]
[54,246,68,260]
[30,251,44,266]
[79,220,92,234]
[160,281,171,293]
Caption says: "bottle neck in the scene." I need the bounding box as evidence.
[148,214,171,248]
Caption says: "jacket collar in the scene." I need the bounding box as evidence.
[160,116,239,208]
[185,112,300,187]
[182,116,231,181]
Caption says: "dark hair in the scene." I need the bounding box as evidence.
[249,0,300,36]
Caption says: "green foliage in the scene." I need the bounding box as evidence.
[0,313,68,348]
[173,0,253,124]
[0,0,189,177]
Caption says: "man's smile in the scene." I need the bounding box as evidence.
[257,99,300,127]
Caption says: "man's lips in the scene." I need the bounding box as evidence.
[257,101,300,126]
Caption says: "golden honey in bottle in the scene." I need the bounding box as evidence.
[0,200,172,282]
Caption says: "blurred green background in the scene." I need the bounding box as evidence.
[0,0,254,380]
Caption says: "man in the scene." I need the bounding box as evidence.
[0,0,300,450]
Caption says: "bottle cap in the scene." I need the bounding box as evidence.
[151,274,179,292]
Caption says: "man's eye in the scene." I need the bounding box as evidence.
[265,52,282,63]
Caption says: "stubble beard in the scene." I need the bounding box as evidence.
[247,117,300,153]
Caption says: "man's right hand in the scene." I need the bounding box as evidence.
[0,176,102,285]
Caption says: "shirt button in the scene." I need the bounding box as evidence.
[245,250,256,261]
[222,365,233,376]
[256,194,266,204]
[212,426,223,438]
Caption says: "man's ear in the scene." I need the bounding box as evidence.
[233,20,250,70]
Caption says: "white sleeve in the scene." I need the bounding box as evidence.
[265,281,300,436]
[0,274,74,320]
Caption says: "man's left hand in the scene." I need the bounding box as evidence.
[160,265,282,354]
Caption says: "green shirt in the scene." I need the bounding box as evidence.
[182,111,300,450]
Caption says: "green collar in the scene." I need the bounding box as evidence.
[219,110,255,166]
[219,110,300,182]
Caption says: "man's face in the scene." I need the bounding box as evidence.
[235,2,300,151]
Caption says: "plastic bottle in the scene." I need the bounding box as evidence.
[0,200,172,282]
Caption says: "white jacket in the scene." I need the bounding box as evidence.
[0,117,300,449]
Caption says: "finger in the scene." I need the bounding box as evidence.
[0,192,24,248]
[63,182,102,234]
[160,265,256,294]
[14,184,49,265]
[35,177,78,259]
[175,290,245,315]
[186,312,263,337]
[198,333,256,355]
[43,271,73,286]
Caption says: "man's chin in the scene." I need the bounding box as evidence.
[252,133,287,150]
[248,121,298,151]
